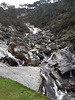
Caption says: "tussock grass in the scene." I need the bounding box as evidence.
[0,77,53,100]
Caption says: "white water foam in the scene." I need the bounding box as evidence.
[7,52,19,65]
[25,23,41,34]
[53,81,65,100]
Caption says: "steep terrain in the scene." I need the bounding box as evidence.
[0,0,75,100]
[23,0,75,53]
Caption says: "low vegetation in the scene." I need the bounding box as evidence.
[0,77,53,100]
[24,0,75,33]
[22,0,75,52]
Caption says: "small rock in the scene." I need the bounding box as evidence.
[43,48,52,56]
[50,43,58,50]
[50,71,57,80]
[6,57,18,66]
[37,53,44,60]
[27,59,40,66]
[55,79,63,90]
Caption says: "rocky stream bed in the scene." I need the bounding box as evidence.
[0,23,75,100]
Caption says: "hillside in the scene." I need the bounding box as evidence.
[25,0,75,32]
[0,1,75,100]
[23,0,75,53]
[0,6,28,32]
[0,76,52,100]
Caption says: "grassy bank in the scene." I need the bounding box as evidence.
[0,77,53,100]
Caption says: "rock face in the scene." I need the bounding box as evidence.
[0,63,42,91]
[53,49,74,72]
[53,49,75,75]
[45,49,75,99]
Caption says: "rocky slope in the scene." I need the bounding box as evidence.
[23,0,75,54]
[0,22,75,100]
[0,1,75,99]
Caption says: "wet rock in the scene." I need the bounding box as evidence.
[72,69,75,76]
[69,79,75,86]
[49,62,58,69]
[35,39,43,45]
[68,79,75,92]
[41,68,56,99]
[71,86,75,92]
[0,56,6,63]
[55,79,63,90]
[72,57,75,65]
[48,60,58,68]
[31,43,35,48]
[50,37,55,42]
[37,53,44,60]
[43,48,52,56]
[50,43,58,50]
[50,71,57,80]
[28,59,40,66]
[5,57,18,66]
[15,51,27,61]
[69,45,75,53]
[44,48,75,98]
[58,63,72,76]
[8,42,30,63]
[60,42,67,49]
[53,50,75,76]
[65,86,71,92]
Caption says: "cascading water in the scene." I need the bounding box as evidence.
[7,51,20,66]
[53,81,66,100]
[40,68,56,99]
[41,67,67,100]
[25,23,41,34]
[40,51,70,100]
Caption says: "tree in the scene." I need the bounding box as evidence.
[0,2,8,9]
[7,5,16,18]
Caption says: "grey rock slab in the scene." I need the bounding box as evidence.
[51,49,75,75]
[0,63,42,91]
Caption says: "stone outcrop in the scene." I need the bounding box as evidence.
[0,62,42,91]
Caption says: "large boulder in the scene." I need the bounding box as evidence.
[0,63,42,91]
[51,49,75,76]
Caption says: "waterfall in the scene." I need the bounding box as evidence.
[7,52,20,65]
[53,82,66,100]
[25,23,41,34]
[41,69,66,100]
